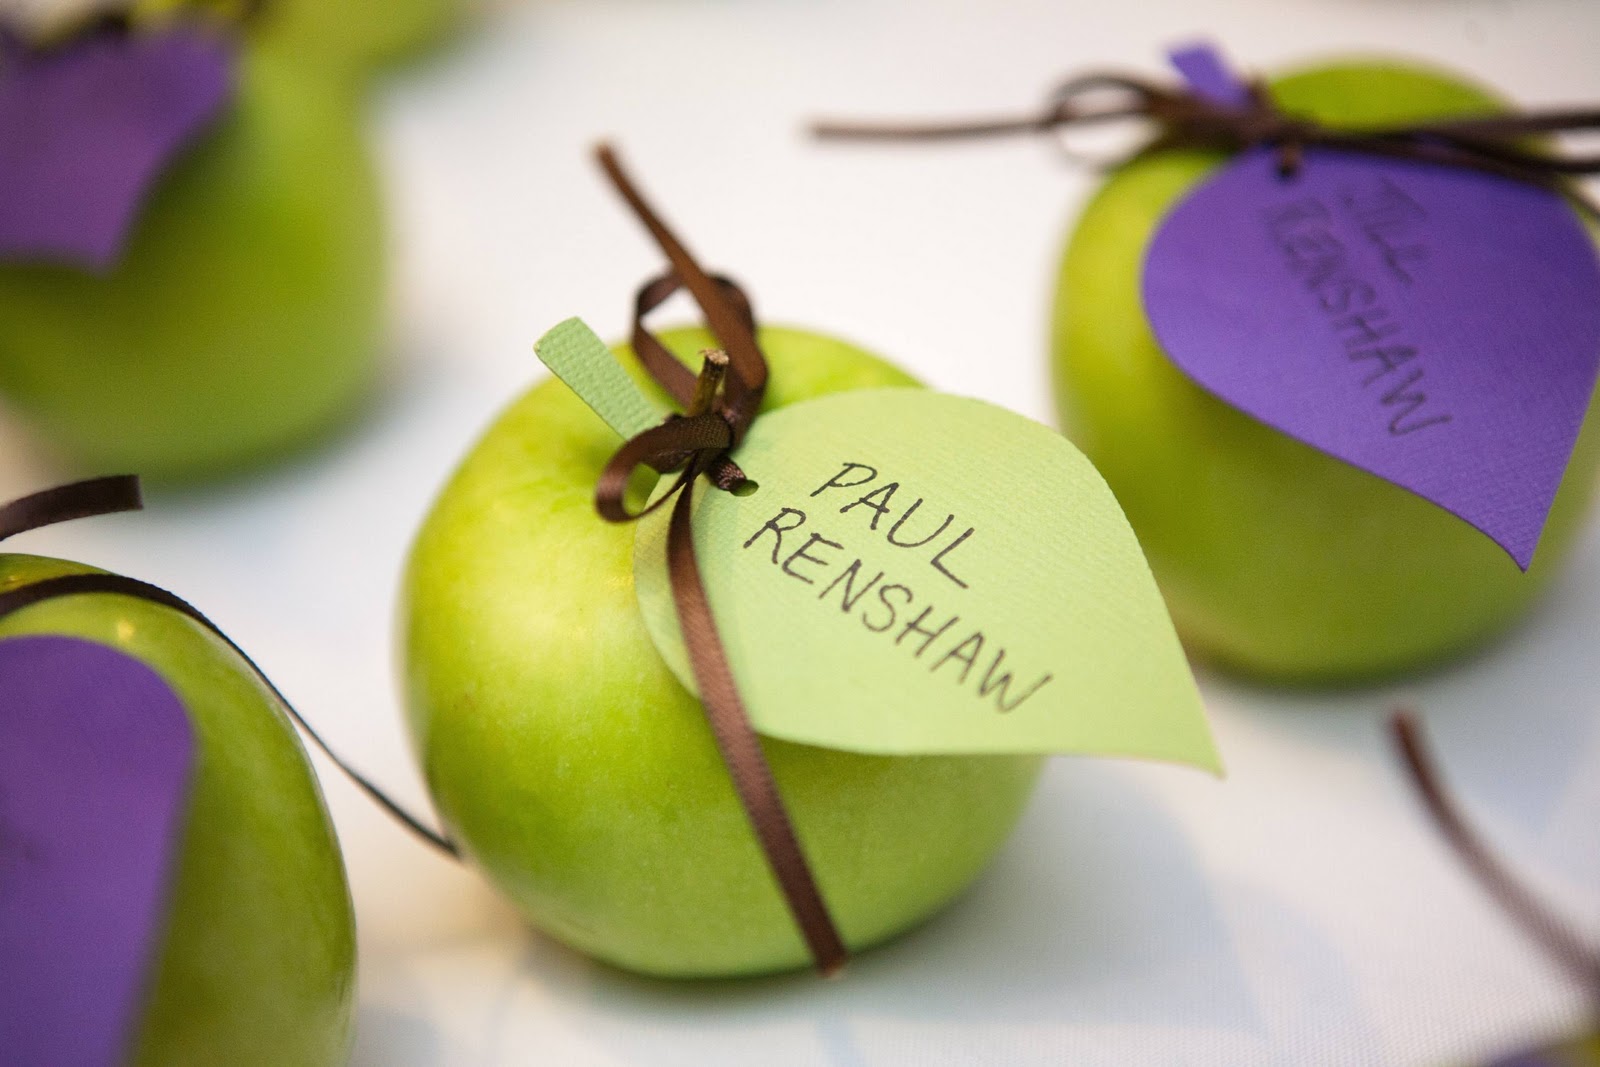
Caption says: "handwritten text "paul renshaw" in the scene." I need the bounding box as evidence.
[741,462,1054,714]
[1265,177,1452,437]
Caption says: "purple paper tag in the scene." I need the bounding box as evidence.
[0,635,194,1066]
[1167,41,1254,108]
[1141,48,1600,569]
[0,26,234,271]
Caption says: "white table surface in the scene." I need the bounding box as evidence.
[3,0,1598,1063]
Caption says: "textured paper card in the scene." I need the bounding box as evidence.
[531,320,1215,768]
[1167,41,1253,108]
[0,26,234,270]
[631,389,1218,769]
[0,635,194,1066]
[534,318,667,439]
[1142,47,1600,569]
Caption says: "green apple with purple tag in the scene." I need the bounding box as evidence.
[0,508,355,1062]
[1053,53,1600,682]
[0,23,384,481]
[402,317,1217,978]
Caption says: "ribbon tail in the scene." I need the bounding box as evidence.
[0,570,461,862]
[1392,712,1600,993]
[596,144,769,433]
[0,476,142,542]
[664,480,848,976]
[631,273,702,407]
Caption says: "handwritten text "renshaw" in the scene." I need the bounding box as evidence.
[741,461,1053,714]
[1265,177,1452,437]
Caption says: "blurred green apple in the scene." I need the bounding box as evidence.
[250,0,461,74]
[1052,60,1600,682]
[0,552,356,1063]
[402,324,1045,978]
[0,44,384,482]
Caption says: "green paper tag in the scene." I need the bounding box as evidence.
[534,317,665,438]
[632,388,1220,772]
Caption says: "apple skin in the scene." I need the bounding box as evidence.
[1052,61,1600,683]
[251,0,461,75]
[402,324,1045,978]
[0,553,356,1064]
[0,45,385,483]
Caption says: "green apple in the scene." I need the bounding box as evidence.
[1052,60,1600,682]
[249,0,461,75]
[402,324,1045,978]
[0,44,385,482]
[0,552,356,1064]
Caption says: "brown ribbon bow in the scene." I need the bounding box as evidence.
[589,144,848,977]
[0,476,460,858]
[812,70,1600,217]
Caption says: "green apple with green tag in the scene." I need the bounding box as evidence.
[404,324,1043,977]
[0,551,356,1063]
[0,43,384,482]
[403,317,1215,978]
[1053,59,1600,682]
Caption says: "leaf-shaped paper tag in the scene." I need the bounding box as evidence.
[631,388,1219,770]
[0,26,234,270]
[0,635,194,1065]
[1141,51,1600,570]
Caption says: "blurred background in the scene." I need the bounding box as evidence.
[2,0,1597,1063]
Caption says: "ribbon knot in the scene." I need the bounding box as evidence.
[1125,76,1319,175]
[595,402,738,524]
[594,268,759,524]
[814,60,1600,217]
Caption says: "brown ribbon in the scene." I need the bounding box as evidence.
[590,144,849,977]
[1390,710,1600,1009]
[0,476,460,859]
[812,71,1600,217]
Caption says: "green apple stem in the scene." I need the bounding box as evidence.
[687,349,729,419]
[1390,710,1600,1004]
